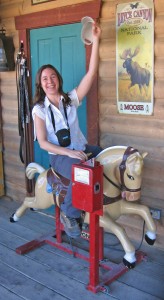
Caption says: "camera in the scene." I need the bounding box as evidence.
[56,128,71,147]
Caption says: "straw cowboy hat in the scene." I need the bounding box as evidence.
[81,16,94,45]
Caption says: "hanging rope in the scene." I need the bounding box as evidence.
[15,40,34,195]
[16,41,31,164]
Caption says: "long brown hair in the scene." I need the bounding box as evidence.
[33,64,71,107]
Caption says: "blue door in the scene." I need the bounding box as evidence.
[30,23,87,168]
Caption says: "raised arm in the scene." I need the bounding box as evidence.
[76,23,101,102]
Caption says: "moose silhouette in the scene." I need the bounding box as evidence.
[120,47,150,96]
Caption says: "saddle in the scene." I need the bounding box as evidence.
[47,168,70,207]
[47,167,120,208]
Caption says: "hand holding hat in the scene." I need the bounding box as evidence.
[81,16,101,45]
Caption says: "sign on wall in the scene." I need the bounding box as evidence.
[116,0,154,115]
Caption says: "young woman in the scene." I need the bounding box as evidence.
[32,23,102,238]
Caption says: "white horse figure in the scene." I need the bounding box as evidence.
[10,146,156,268]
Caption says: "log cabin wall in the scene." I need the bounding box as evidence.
[0,0,163,249]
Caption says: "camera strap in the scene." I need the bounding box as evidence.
[49,100,69,133]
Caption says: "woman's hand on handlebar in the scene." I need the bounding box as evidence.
[67,149,88,161]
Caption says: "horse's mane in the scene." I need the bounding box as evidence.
[96,146,127,158]
[96,146,127,165]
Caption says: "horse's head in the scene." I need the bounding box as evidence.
[96,146,148,202]
[115,147,148,201]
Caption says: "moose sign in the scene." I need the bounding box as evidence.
[116,0,154,115]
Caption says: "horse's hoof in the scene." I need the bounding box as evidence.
[123,258,136,269]
[10,213,16,222]
[10,213,19,223]
[145,234,156,245]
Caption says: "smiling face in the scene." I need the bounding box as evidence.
[41,68,60,99]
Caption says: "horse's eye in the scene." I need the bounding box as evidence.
[127,173,134,180]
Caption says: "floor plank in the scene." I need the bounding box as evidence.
[0,285,24,300]
[0,261,67,300]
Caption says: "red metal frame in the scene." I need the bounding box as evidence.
[16,205,146,293]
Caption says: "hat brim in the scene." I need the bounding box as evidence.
[81,16,94,45]
[81,16,94,25]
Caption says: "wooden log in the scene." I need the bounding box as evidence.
[100,132,164,161]
[154,0,164,14]
[5,166,26,180]
[99,60,116,78]
[155,15,164,38]
[155,37,164,57]
[99,78,116,97]
[140,177,163,200]
[4,184,26,201]
[2,111,18,125]
[141,196,164,212]
[100,20,116,40]
[155,57,164,78]
[154,79,164,99]
[99,40,116,60]
[143,159,164,183]
[118,215,164,249]
[100,115,164,140]
[99,97,164,119]
[101,1,115,20]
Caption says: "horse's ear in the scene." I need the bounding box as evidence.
[127,155,136,164]
[142,152,148,159]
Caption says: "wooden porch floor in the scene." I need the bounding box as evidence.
[0,196,163,300]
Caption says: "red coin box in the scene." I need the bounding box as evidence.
[72,159,103,213]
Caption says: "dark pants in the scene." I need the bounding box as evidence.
[49,145,102,218]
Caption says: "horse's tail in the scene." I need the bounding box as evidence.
[26,162,46,180]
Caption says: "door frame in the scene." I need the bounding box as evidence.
[15,0,102,195]
[0,92,4,196]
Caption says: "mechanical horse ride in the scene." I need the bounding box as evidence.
[10,146,156,269]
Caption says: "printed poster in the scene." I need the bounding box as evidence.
[116,0,154,115]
